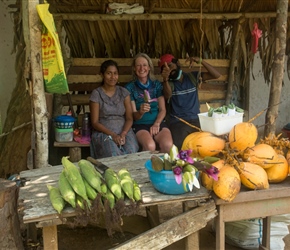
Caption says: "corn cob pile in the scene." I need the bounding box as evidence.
[47,156,142,214]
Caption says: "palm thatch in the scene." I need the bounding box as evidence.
[47,0,290,86]
[0,0,289,176]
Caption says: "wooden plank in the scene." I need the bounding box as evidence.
[199,90,226,102]
[213,179,290,205]
[66,81,227,93]
[71,58,231,68]
[43,225,58,250]
[218,196,290,222]
[61,90,226,106]
[54,141,90,148]
[67,74,133,84]
[53,12,281,21]
[67,74,228,84]
[68,65,229,76]
[110,200,217,250]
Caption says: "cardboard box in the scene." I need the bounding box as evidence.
[198,112,243,136]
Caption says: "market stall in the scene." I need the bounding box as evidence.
[19,151,216,250]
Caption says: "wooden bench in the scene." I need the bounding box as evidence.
[54,57,232,161]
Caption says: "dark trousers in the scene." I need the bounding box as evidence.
[169,119,200,149]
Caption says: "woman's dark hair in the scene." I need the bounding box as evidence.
[100,59,119,75]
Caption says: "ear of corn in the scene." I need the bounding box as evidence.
[118,169,134,200]
[133,180,141,202]
[101,182,108,194]
[118,168,131,179]
[62,156,89,204]
[104,168,123,200]
[104,188,115,209]
[47,184,65,214]
[75,194,86,210]
[78,159,103,193]
[83,177,98,200]
[58,171,76,208]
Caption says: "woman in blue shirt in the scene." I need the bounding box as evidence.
[126,53,173,153]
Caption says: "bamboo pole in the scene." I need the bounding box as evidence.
[52,12,286,21]
[264,0,288,137]
[27,0,49,168]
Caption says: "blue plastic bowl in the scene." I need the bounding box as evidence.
[144,159,189,195]
[54,115,76,129]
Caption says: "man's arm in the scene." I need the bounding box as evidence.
[187,57,222,81]
[161,62,173,100]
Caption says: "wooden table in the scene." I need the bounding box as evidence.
[19,151,215,250]
[213,178,290,250]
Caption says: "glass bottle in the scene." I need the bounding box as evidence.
[81,112,91,141]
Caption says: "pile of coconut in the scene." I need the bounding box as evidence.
[181,122,290,202]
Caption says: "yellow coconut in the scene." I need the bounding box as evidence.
[265,154,289,183]
[181,131,225,158]
[213,165,241,202]
[201,160,227,191]
[286,149,290,175]
[238,162,269,190]
[243,143,279,169]
[228,122,258,152]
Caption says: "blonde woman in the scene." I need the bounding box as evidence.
[126,53,173,153]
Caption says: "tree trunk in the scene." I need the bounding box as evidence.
[26,0,49,168]
[0,179,24,250]
[264,0,288,137]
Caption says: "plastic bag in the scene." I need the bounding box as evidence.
[224,214,290,249]
[36,4,69,94]
[107,3,144,15]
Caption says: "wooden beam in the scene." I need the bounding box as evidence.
[71,58,231,67]
[110,200,217,250]
[53,12,284,21]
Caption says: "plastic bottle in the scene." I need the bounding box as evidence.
[81,112,91,141]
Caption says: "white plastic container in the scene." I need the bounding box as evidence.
[55,128,73,142]
[198,112,243,136]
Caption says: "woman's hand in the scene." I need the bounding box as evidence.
[111,133,124,146]
[139,103,151,115]
[150,122,160,136]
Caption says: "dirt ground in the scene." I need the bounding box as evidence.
[21,202,290,250]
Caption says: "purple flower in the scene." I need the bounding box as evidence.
[173,166,183,184]
[203,166,219,181]
[142,90,158,103]
[173,166,183,175]
[177,150,194,164]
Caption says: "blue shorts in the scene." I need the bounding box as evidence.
[132,121,169,134]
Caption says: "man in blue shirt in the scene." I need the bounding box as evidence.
[160,54,221,149]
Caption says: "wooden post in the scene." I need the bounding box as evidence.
[264,0,288,136]
[25,0,49,168]
[0,179,24,250]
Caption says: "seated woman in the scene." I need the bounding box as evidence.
[89,59,139,158]
[126,53,173,153]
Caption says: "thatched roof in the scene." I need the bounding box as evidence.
[46,0,290,85]
[0,0,288,177]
